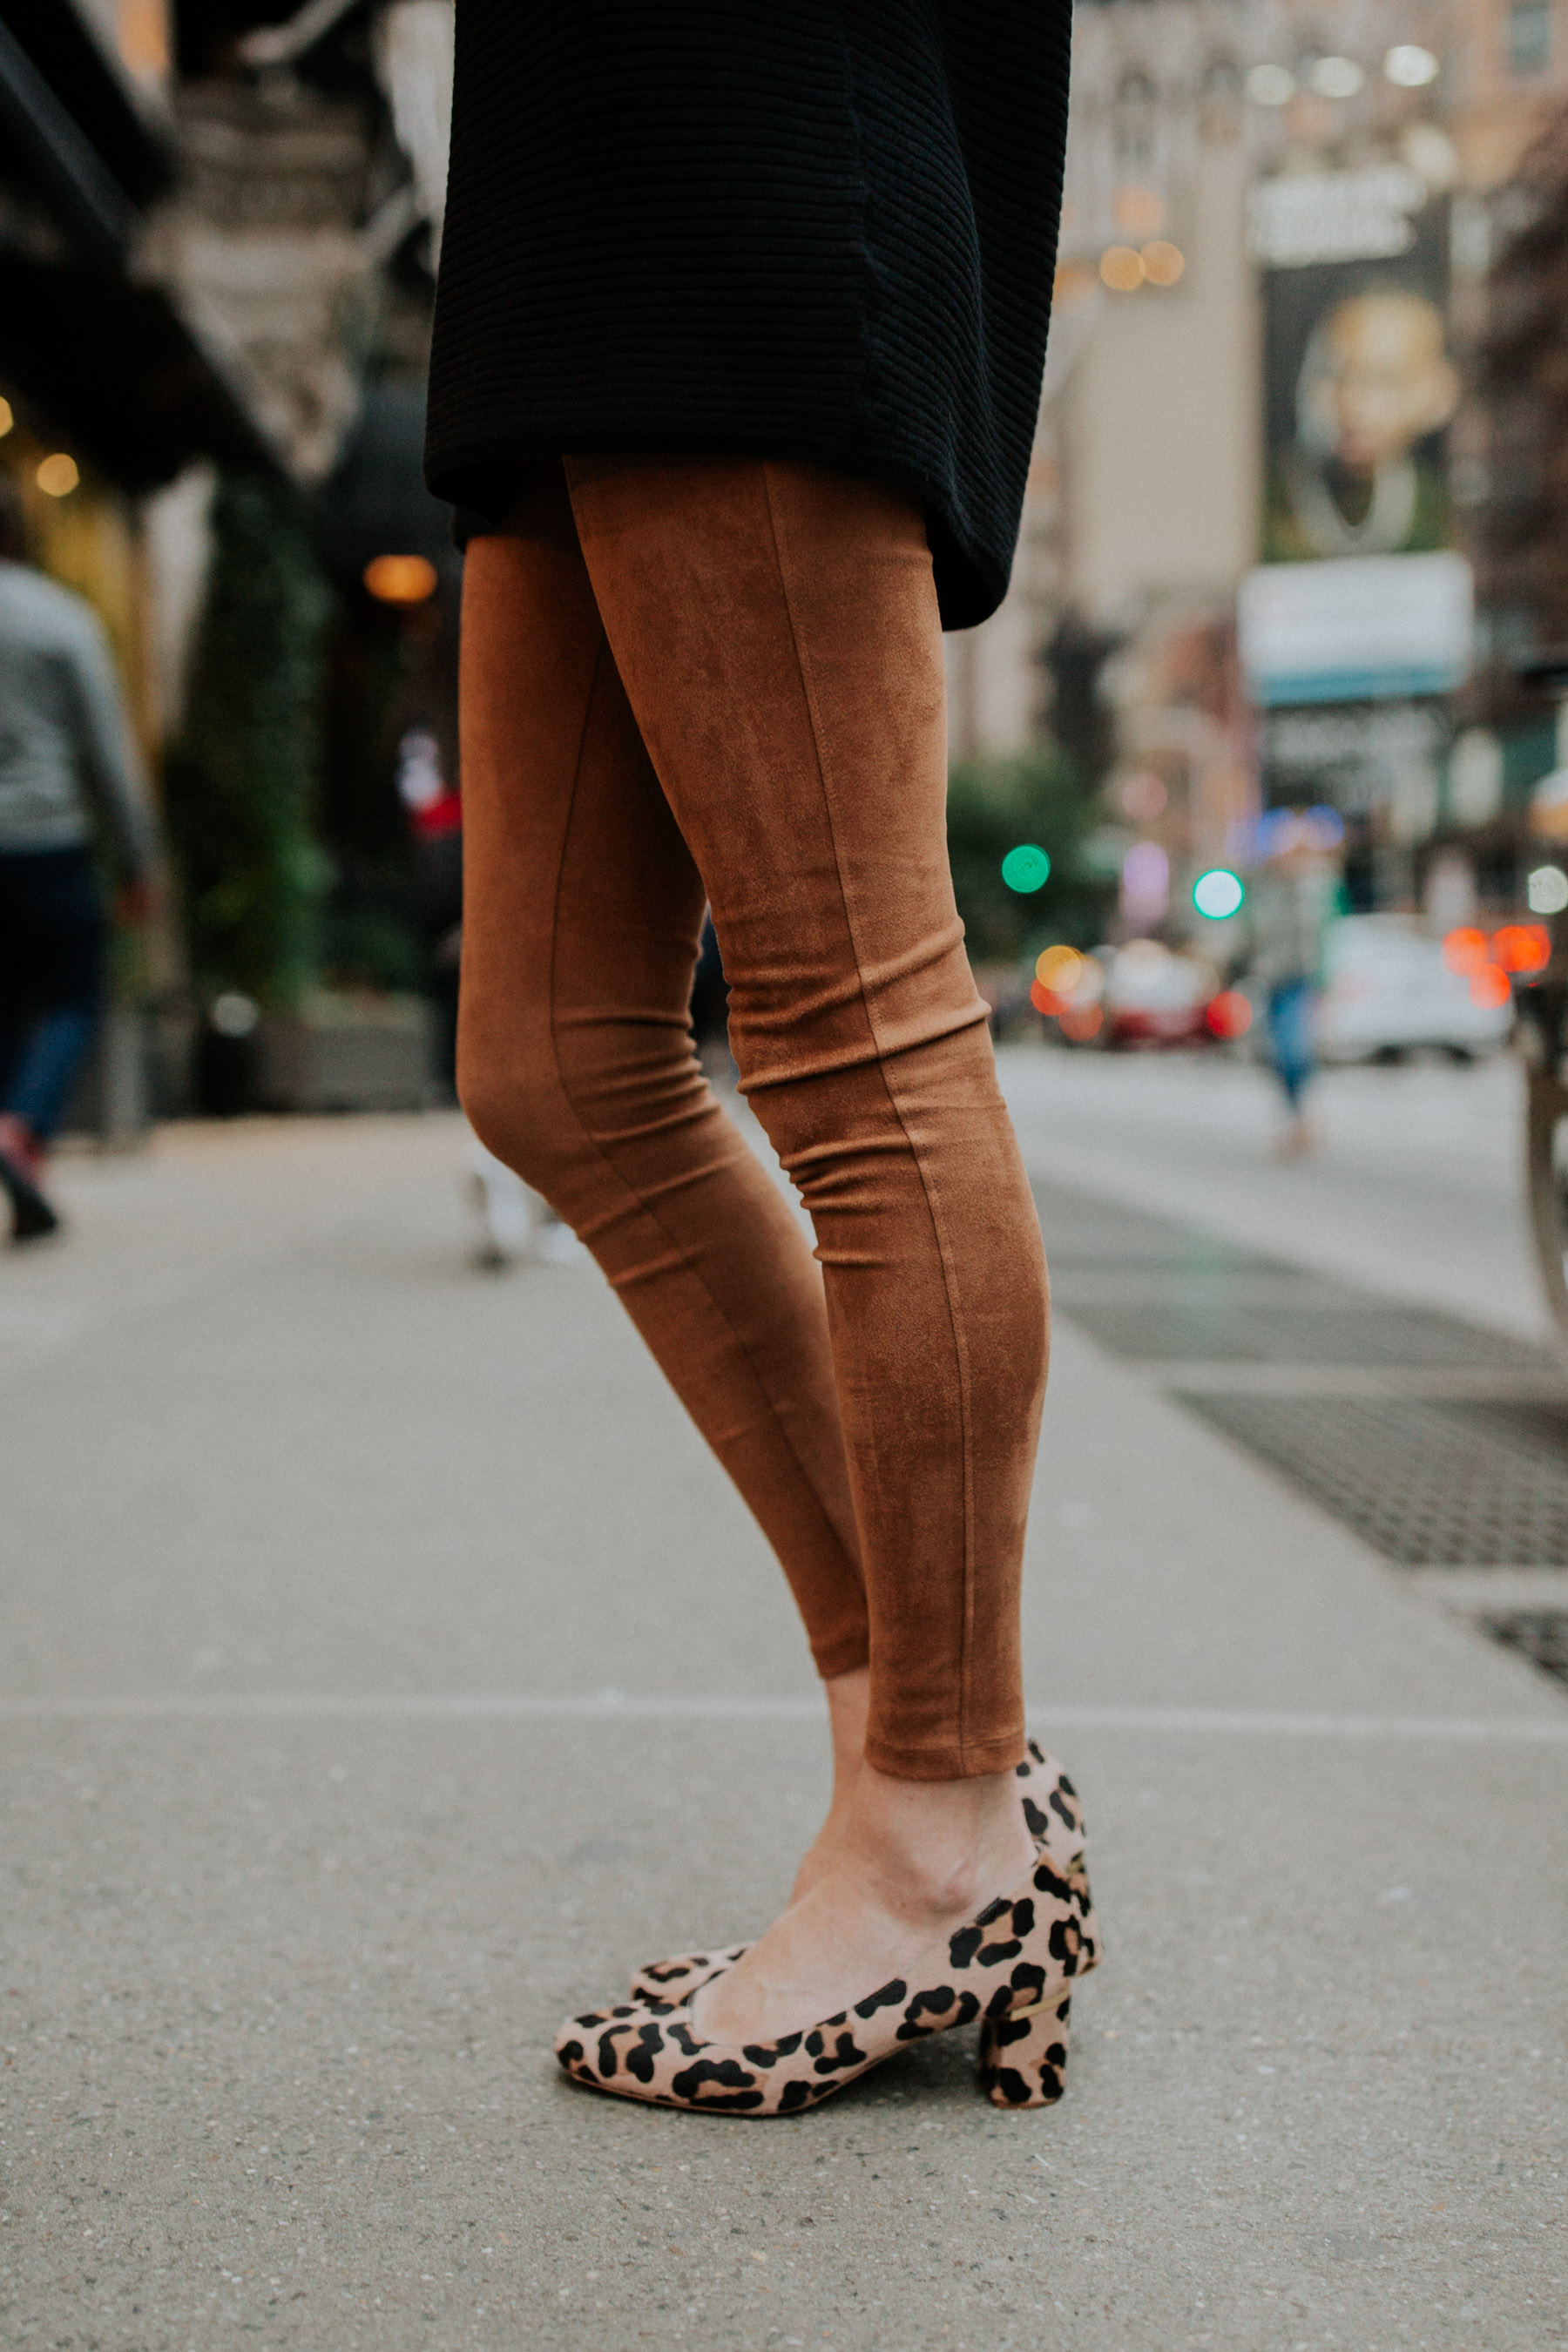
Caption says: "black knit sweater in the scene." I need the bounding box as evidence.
[424,3,1070,631]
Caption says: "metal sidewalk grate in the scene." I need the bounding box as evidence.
[1451,1396,1568,1463]
[1031,1175,1568,1685]
[1177,1391,1568,1565]
[1064,1294,1552,1370]
[1032,1179,1559,1370]
[1030,1179,1290,1275]
[1479,1610,1568,1688]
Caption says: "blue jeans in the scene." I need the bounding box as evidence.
[0,847,106,1140]
[1267,979,1316,1112]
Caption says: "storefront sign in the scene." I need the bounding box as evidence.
[1239,552,1473,706]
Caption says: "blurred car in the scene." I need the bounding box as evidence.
[1102,940,1225,1048]
[1314,914,1513,1062]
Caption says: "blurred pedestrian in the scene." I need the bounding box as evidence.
[428,10,1097,2115]
[0,473,160,1240]
[1247,819,1340,1158]
[395,724,463,1096]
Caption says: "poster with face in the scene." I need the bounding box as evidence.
[1261,196,1457,564]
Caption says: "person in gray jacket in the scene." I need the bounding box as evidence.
[1245,824,1341,1159]
[0,471,160,1239]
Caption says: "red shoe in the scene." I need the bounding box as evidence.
[0,1115,59,1243]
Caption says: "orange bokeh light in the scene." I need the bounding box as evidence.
[1468,963,1512,1009]
[363,553,438,605]
[1035,943,1084,993]
[1052,260,1098,306]
[1030,979,1064,1017]
[1491,923,1551,976]
[1113,183,1166,236]
[1099,244,1146,293]
[1442,926,1489,974]
[1140,240,1186,287]
[1205,990,1254,1039]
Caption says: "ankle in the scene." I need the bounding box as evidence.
[818,1665,869,1829]
[841,1764,1032,1925]
[822,1666,869,1787]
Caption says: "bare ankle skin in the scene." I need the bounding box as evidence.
[786,1665,870,1905]
[695,1757,1035,2047]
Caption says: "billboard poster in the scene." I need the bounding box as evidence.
[1254,170,1457,564]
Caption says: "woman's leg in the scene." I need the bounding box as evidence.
[564,456,1048,2036]
[566,455,1047,1781]
[456,470,871,1709]
[1269,979,1315,1111]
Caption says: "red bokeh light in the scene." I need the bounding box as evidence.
[1469,963,1512,1009]
[1442,926,1489,974]
[1058,1003,1104,1043]
[1491,923,1551,976]
[1030,979,1064,1017]
[1205,989,1254,1039]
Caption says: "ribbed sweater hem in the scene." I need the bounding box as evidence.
[429,427,1004,633]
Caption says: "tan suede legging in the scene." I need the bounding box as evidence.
[458,456,1048,1779]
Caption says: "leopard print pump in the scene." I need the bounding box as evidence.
[554,1844,1099,2116]
[625,1738,1086,2004]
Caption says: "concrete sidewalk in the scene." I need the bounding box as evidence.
[1,1088,1564,2351]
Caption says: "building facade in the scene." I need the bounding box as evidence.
[0,0,458,1106]
[953,0,1565,930]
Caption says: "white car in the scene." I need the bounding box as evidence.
[1312,914,1513,1062]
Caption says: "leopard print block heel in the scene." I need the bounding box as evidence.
[554,1848,1100,2119]
[978,1986,1074,2107]
[624,1739,1088,2004]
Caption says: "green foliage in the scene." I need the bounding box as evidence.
[314,599,426,996]
[321,899,424,993]
[321,601,422,877]
[163,474,332,1006]
[946,745,1108,962]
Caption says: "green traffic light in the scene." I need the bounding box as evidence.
[1002,844,1051,894]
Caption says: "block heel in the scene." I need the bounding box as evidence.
[978,1987,1072,2107]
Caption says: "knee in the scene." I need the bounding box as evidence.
[460,991,712,1201]
[456,1022,566,1195]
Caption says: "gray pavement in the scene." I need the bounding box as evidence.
[2,1064,1565,2352]
[999,1044,1548,1342]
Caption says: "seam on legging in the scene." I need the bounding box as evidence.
[545,589,866,1637]
[758,462,978,1773]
